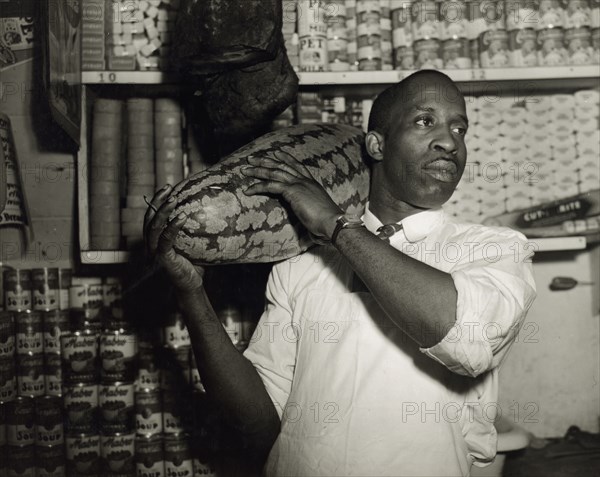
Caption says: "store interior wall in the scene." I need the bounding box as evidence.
[1,51,599,439]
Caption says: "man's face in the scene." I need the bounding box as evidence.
[377,86,468,209]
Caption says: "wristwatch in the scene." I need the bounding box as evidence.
[331,214,364,246]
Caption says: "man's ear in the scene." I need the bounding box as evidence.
[365,131,385,162]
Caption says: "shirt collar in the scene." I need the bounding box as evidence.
[361,202,445,242]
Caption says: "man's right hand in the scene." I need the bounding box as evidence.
[144,184,205,294]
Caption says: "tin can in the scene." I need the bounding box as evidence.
[0,311,14,358]
[504,0,539,31]
[164,434,193,477]
[43,353,62,397]
[440,0,469,39]
[299,35,328,71]
[357,10,381,36]
[357,0,381,14]
[414,38,443,68]
[34,396,63,447]
[15,310,43,355]
[508,28,539,65]
[0,357,16,401]
[479,29,510,67]
[42,310,70,354]
[391,3,413,48]
[61,330,99,383]
[5,444,35,477]
[103,277,122,309]
[5,397,35,446]
[357,33,382,61]
[17,352,44,398]
[442,37,472,68]
[162,392,192,435]
[468,0,506,39]
[137,348,161,390]
[537,27,568,65]
[136,434,165,477]
[100,331,137,383]
[193,455,217,477]
[163,313,190,349]
[411,0,440,40]
[565,26,594,63]
[63,383,99,433]
[135,388,163,436]
[564,0,592,28]
[101,433,135,475]
[298,0,328,37]
[69,278,104,319]
[66,434,101,476]
[3,269,32,312]
[99,382,135,434]
[58,268,72,310]
[393,45,415,69]
[537,0,565,29]
[31,268,59,311]
[35,445,66,477]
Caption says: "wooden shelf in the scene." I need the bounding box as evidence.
[82,70,178,84]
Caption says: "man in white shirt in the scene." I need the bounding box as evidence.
[145,70,536,476]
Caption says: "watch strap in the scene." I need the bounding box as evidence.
[331,214,364,246]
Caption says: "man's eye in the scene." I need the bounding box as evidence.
[416,117,433,127]
[453,126,467,136]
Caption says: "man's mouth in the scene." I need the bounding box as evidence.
[422,158,458,183]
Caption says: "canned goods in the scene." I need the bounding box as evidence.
[299,35,328,71]
[101,433,135,475]
[538,0,565,29]
[58,268,72,310]
[32,268,59,311]
[440,0,469,39]
[135,388,163,436]
[504,0,538,31]
[136,434,165,477]
[3,269,32,312]
[35,445,66,477]
[161,347,191,390]
[0,311,14,358]
[69,278,104,319]
[193,456,217,477]
[479,29,510,67]
[393,45,415,69]
[17,353,44,398]
[5,444,35,477]
[391,5,413,48]
[414,38,443,68]
[137,348,161,390]
[0,357,16,401]
[5,397,35,446]
[100,331,137,383]
[163,313,190,348]
[565,27,594,63]
[508,28,538,66]
[66,434,101,476]
[103,277,122,308]
[43,353,62,397]
[63,383,99,433]
[297,0,327,37]
[357,33,382,58]
[42,310,69,354]
[99,383,135,434]
[411,0,440,40]
[15,310,43,354]
[61,330,99,383]
[164,434,193,477]
[468,0,506,39]
[469,38,480,67]
[357,11,381,36]
[34,396,63,446]
[442,37,471,68]
[162,392,192,434]
[537,27,568,65]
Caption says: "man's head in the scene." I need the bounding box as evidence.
[365,70,468,213]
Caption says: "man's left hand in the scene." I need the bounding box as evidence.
[241,151,343,241]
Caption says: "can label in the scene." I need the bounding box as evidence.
[0,357,16,401]
[136,435,165,477]
[508,28,538,65]
[414,38,443,68]
[100,332,137,382]
[58,268,72,310]
[391,6,413,47]
[163,314,190,349]
[136,389,163,436]
[43,310,70,353]
[193,458,217,477]
[537,27,568,65]
[36,445,66,477]
[17,352,45,397]
[479,29,509,67]
[411,1,440,40]
[32,268,59,311]
[441,37,472,68]
[564,0,592,28]
[66,434,101,475]
[162,392,192,434]
[6,398,35,445]
[299,35,328,71]
[69,284,103,318]
[103,279,122,308]
[0,311,15,357]
[440,0,469,39]
[4,269,32,312]
[99,383,135,434]
[137,349,161,390]
[15,311,43,355]
[164,436,193,477]
[35,396,64,446]
[61,332,98,383]
[44,352,63,396]
[393,45,415,68]
[6,444,35,477]
[565,26,594,63]
[63,383,99,433]
[101,433,135,475]
[538,0,565,29]
[504,1,538,31]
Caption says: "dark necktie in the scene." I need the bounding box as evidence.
[376,223,403,243]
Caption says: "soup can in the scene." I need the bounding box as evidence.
[5,443,35,477]
[0,311,14,358]
[3,269,31,312]
[442,37,471,68]
[61,329,99,384]
[63,383,99,434]
[15,310,43,355]
[136,434,165,477]
[99,382,135,434]
[16,352,45,398]
[565,26,594,63]
[537,27,568,65]
[411,0,440,40]
[100,330,137,383]
[164,434,193,477]
[35,444,66,477]
[564,0,592,28]
[5,397,35,446]
[43,352,63,397]
[100,432,135,475]
[0,357,16,401]
[479,29,510,67]
[135,388,163,436]
[538,0,565,29]
[34,395,64,447]
[58,268,72,310]
[32,268,59,311]
[508,28,539,65]
[65,433,101,476]
[42,309,70,354]
[440,0,469,39]
[414,38,443,68]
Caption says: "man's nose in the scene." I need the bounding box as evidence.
[431,126,456,154]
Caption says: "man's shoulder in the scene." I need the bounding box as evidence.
[438,214,529,246]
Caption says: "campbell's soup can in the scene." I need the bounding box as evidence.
[5,444,35,477]
[63,383,99,433]
[99,382,135,434]
[66,433,101,476]
[101,432,135,475]
[42,310,69,354]
[538,0,565,29]
[136,434,165,477]
[69,278,103,320]
[136,348,161,390]
[43,353,62,397]
[442,37,471,68]
[508,28,538,66]
[36,444,66,477]
[391,3,413,47]
[479,29,509,66]
[439,0,469,40]
[537,27,568,65]
[411,0,440,40]
[163,313,190,349]
[31,268,59,311]
[565,27,594,63]
[58,268,72,310]
[5,397,35,446]
[3,269,32,312]
[414,39,443,68]
[16,352,45,398]
[15,310,43,355]
[164,434,193,477]
[100,331,137,383]
[34,396,63,447]
[135,388,163,436]
[61,330,99,383]
[0,357,16,401]
[162,392,192,435]
[0,311,15,358]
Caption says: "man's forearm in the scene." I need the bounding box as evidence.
[333,227,457,347]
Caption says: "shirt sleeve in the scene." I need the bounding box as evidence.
[421,228,537,377]
[243,259,297,419]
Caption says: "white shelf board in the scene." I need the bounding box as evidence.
[528,236,587,252]
[82,70,177,84]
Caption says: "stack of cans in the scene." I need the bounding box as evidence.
[535,0,568,66]
[563,0,595,65]
[473,0,509,68]
[440,0,471,68]
[283,0,300,70]
[357,0,383,70]
[327,0,350,71]
[412,0,443,69]
[346,0,359,69]
[298,0,328,72]
[391,0,415,69]
[380,0,394,69]
[505,0,538,67]
[154,98,184,190]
